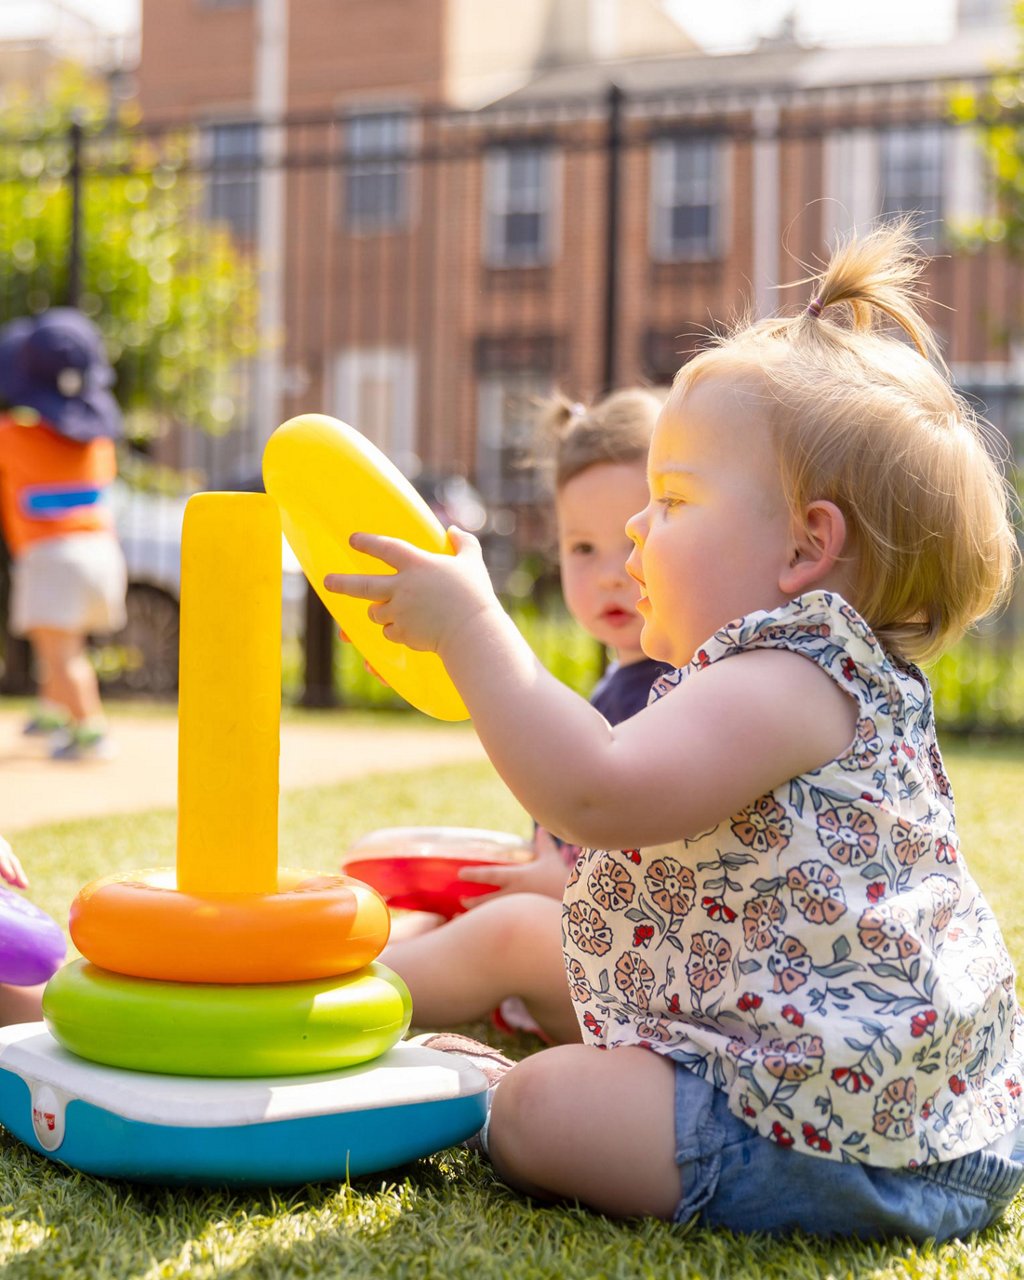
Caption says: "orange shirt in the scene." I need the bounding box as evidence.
[0,415,117,555]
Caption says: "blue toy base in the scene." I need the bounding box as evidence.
[0,1024,488,1185]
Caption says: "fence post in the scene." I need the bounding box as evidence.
[66,118,84,308]
[301,587,339,708]
[601,82,623,395]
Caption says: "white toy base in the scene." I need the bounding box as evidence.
[0,1024,488,1185]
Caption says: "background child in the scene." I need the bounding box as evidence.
[383,387,669,1044]
[0,308,127,761]
[328,220,1024,1242]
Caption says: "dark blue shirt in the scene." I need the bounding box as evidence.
[590,657,673,726]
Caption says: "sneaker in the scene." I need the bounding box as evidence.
[50,725,117,762]
[407,1032,516,1088]
[408,1032,517,1157]
[23,706,70,737]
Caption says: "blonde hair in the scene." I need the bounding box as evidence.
[669,220,1020,663]
[539,387,665,490]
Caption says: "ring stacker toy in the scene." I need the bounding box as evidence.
[341,827,535,919]
[0,492,488,1184]
[0,887,65,986]
[263,413,468,722]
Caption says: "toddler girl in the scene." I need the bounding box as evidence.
[327,222,1024,1241]
[385,388,669,1044]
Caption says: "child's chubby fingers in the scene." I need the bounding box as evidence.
[458,863,522,887]
[457,862,532,907]
[350,530,424,568]
[323,570,394,602]
[0,838,29,890]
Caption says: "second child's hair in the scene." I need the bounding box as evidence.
[539,388,665,491]
[670,220,1020,663]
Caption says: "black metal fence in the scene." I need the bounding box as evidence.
[1,74,1022,727]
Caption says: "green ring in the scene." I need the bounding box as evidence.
[44,960,412,1077]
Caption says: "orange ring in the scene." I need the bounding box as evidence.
[69,868,390,984]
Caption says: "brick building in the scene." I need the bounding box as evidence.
[135,0,1022,534]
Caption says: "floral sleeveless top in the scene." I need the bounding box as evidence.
[561,592,1023,1168]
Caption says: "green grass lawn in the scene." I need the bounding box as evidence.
[2,738,1024,1278]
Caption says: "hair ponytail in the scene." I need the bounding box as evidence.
[536,387,666,491]
[798,218,942,367]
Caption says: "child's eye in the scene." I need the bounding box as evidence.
[657,496,684,511]
[570,541,595,555]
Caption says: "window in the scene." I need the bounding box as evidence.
[333,348,417,471]
[880,126,944,243]
[650,136,721,262]
[206,121,260,240]
[483,146,557,268]
[476,371,553,505]
[344,110,412,231]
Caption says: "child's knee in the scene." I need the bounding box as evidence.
[489,1046,579,1145]
[480,893,560,952]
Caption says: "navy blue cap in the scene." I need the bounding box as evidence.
[0,308,123,443]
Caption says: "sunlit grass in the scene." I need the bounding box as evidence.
[3,739,1023,1279]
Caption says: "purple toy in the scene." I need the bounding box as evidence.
[0,889,65,986]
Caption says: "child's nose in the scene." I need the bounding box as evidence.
[625,508,646,547]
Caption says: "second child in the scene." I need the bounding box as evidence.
[383,388,669,1043]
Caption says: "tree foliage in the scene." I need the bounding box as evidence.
[0,66,259,441]
[950,0,1024,258]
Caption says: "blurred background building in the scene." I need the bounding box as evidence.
[0,0,1021,719]
[128,0,1019,517]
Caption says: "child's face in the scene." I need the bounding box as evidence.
[556,460,649,665]
[625,376,794,669]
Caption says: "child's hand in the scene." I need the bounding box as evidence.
[458,840,569,906]
[458,860,566,905]
[324,527,498,658]
[0,837,29,890]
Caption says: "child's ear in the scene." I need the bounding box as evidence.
[779,500,847,595]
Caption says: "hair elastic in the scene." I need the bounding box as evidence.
[806,297,824,319]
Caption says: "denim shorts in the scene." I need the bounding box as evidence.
[672,1062,1024,1242]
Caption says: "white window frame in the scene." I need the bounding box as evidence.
[482,145,560,268]
[343,106,416,233]
[822,128,880,244]
[649,135,725,263]
[879,125,945,244]
[476,370,553,504]
[333,347,418,472]
[204,118,261,240]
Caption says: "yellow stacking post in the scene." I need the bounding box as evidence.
[176,492,281,895]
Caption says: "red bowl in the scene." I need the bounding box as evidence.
[340,827,533,919]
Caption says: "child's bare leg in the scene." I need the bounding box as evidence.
[30,628,103,723]
[0,982,45,1026]
[383,894,580,1044]
[488,1043,680,1219]
[387,909,444,941]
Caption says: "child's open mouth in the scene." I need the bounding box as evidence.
[602,606,633,627]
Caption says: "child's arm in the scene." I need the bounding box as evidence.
[0,837,29,890]
[326,529,855,851]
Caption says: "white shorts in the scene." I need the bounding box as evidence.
[10,532,127,637]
